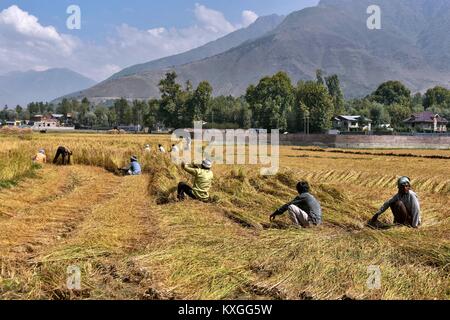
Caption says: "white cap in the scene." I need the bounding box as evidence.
[202,159,212,169]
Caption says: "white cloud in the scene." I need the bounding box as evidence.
[194,3,235,34]
[32,65,50,72]
[147,27,166,38]
[0,4,259,82]
[241,10,259,27]
[0,5,75,54]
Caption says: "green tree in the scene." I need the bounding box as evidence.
[81,97,91,111]
[316,69,325,85]
[238,100,252,129]
[84,112,97,127]
[245,72,294,130]
[189,81,212,124]
[325,74,345,115]
[144,99,159,130]
[107,108,118,127]
[370,81,411,106]
[56,98,72,115]
[94,105,109,127]
[368,102,391,128]
[132,100,148,129]
[296,81,334,133]
[387,103,411,130]
[27,102,39,116]
[158,71,183,127]
[423,86,450,110]
[113,98,131,125]
[15,105,23,119]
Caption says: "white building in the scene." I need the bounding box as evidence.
[333,115,372,132]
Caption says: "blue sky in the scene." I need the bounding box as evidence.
[1,1,319,37]
[0,0,319,80]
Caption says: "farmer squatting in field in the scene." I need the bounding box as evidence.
[178,159,214,202]
[270,181,323,227]
[32,149,47,164]
[370,176,421,228]
[123,155,142,175]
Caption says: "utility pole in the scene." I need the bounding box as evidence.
[303,111,310,135]
[307,116,310,135]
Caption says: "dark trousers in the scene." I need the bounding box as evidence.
[53,147,71,165]
[178,182,197,200]
[390,200,413,226]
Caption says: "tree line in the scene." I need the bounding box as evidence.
[2,70,450,133]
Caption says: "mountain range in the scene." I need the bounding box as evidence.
[0,68,96,108]
[56,0,450,102]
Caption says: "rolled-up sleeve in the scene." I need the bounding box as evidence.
[183,165,198,176]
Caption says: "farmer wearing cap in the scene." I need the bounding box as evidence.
[144,144,151,153]
[32,149,47,164]
[178,160,214,202]
[125,155,142,175]
[270,181,322,227]
[370,176,421,228]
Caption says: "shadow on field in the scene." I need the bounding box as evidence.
[366,220,398,230]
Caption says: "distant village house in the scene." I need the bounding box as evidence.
[31,113,74,131]
[403,111,448,133]
[333,115,372,132]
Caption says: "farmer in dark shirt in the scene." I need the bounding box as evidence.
[53,146,73,165]
[270,181,322,227]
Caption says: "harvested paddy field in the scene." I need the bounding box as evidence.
[0,133,449,299]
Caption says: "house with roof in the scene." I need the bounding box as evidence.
[31,114,44,122]
[333,115,372,132]
[403,111,448,132]
[33,118,60,129]
[4,120,22,127]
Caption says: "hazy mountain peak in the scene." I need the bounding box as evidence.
[59,1,450,102]
[0,68,96,107]
[108,14,284,80]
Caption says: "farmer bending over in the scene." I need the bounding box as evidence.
[370,176,421,228]
[270,181,322,227]
[53,146,72,165]
[178,160,213,202]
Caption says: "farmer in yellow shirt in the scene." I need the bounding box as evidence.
[32,149,47,164]
[178,160,214,202]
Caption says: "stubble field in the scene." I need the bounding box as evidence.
[0,132,449,300]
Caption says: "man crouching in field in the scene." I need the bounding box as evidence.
[32,149,47,164]
[178,160,213,202]
[270,181,322,227]
[370,176,421,228]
